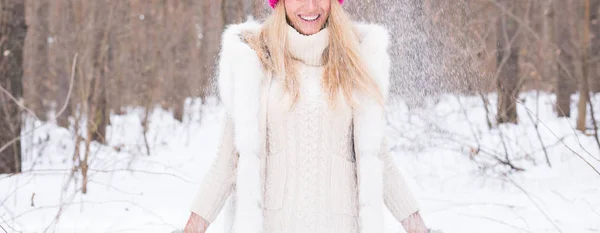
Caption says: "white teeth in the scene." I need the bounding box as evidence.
[300,15,319,21]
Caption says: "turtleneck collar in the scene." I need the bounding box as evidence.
[287,24,329,66]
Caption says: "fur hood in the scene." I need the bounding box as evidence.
[217,20,391,233]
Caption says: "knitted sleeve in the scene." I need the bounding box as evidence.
[190,114,238,223]
[380,137,421,222]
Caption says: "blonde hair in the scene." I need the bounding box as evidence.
[244,0,383,108]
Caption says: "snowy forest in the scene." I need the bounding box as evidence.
[1,0,599,232]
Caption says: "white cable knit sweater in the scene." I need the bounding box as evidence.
[191,24,420,233]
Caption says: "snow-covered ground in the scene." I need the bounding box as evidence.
[1,92,599,233]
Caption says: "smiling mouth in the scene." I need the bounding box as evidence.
[299,14,320,22]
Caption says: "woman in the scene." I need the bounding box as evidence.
[185,0,432,232]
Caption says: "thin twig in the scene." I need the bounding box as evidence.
[6,200,177,229]
[89,180,143,196]
[0,175,34,208]
[0,85,37,119]
[0,53,78,156]
[587,94,600,152]
[89,168,192,183]
[504,177,563,233]
[0,213,20,233]
[553,97,600,162]
[56,53,78,118]
[455,95,482,147]
[497,125,515,164]
[524,91,551,167]
[479,91,493,130]
[460,212,534,233]
[142,108,152,156]
[0,168,193,183]
[517,101,600,177]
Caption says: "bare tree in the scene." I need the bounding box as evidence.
[542,0,558,95]
[89,0,113,144]
[24,0,50,120]
[198,0,224,100]
[496,0,522,124]
[0,0,27,174]
[577,0,592,132]
[590,0,600,93]
[224,0,245,24]
[554,0,578,117]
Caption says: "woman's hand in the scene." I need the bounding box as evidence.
[401,211,430,233]
[184,212,210,233]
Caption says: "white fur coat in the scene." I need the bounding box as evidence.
[217,20,392,233]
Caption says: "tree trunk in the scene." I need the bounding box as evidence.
[25,0,49,120]
[485,6,498,93]
[0,0,27,174]
[224,0,244,24]
[90,21,108,143]
[556,66,572,117]
[554,0,574,117]
[199,0,225,98]
[542,0,558,94]
[590,0,600,93]
[577,0,591,132]
[93,65,108,144]
[496,10,520,124]
[82,60,98,193]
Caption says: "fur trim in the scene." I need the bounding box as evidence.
[354,23,391,100]
[232,156,264,233]
[358,156,385,233]
[353,23,391,233]
[352,22,390,155]
[218,20,266,233]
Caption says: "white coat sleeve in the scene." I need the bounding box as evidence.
[380,137,421,221]
[190,114,238,223]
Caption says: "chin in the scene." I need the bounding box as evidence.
[300,28,319,35]
[296,23,325,35]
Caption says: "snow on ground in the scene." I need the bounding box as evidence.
[1,92,599,233]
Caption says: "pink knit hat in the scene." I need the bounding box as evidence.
[268,0,344,8]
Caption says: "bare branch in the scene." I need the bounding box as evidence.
[0,86,37,118]
[56,53,78,119]
[459,212,534,233]
[0,168,193,184]
[504,177,563,233]
[517,100,600,177]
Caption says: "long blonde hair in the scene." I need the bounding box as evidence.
[244,0,383,108]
